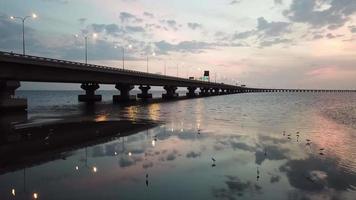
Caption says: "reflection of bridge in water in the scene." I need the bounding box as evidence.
[0,51,355,111]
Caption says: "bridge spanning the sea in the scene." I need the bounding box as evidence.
[0,51,355,111]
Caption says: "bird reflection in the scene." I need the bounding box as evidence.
[319,148,325,155]
[256,167,260,181]
[145,173,149,187]
[211,157,216,167]
[306,139,312,147]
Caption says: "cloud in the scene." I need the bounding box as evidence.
[259,38,292,47]
[230,17,292,47]
[88,23,124,37]
[349,25,356,33]
[125,25,145,33]
[154,40,214,54]
[274,0,283,5]
[284,0,356,30]
[229,0,241,5]
[119,12,143,23]
[187,22,203,30]
[160,19,180,31]
[232,30,256,40]
[143,12,154,18]
[41,0,68,4]
[0,17,37,52]
[257,17,291,37]
[78,18,87,25]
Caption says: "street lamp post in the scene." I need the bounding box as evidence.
[10,13,37,55]
[146,52,155,73]
[164,60,167,76]
[76,33,97,64]
[115,44,132,70]
[146,56,149,73]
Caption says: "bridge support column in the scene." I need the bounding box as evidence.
[137,85,152,100]
[78,83,102,102]
[113,83,135,103]
[199,88,206,96]
[162,86,178,99]
[186,87,197,98]
[212,88,220,95]
[221,89,227,95]
[0,80,27,111]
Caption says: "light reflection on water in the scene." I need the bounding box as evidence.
[0,92,356,199]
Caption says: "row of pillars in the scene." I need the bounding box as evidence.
[1,80,355,111]
[243,89,356,93]
[77,83,240,103]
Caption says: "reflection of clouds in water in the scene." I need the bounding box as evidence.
[212,176,262,199]
[230,141,255,152]
[259,135,288,145]
[270,175,281,183]
[142,161,154,169]
[323,106,356,129]
[280,156,356,192]
[166,150,179,161]
[119,156,143,168]
[186,151,201,158]
[255,145,289,165]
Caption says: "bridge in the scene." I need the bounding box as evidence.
[0,51,355,111]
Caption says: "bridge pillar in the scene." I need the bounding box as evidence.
[186,87,197,98]
[113,83,135,103]
[200,88,210,96]
[162,86,178,99]
[221,89,227,95]
[137,85,152,100]
[213,88,220,95]
[78,83,102,102]
[0,80,27,111]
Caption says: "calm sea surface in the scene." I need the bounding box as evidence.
[1,91,356,200]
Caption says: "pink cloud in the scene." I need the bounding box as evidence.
[306,66,339,78]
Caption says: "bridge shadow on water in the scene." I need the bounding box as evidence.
[0,110,157,175]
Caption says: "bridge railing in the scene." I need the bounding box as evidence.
[0,51,234,88]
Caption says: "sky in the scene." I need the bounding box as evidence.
[1,0,356,90]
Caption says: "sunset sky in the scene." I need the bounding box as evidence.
[1,0,356,89]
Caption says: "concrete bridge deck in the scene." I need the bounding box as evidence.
[0,51,355,111]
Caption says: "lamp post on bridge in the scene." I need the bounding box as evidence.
[10,13,37,55]
[114,44,132,70]
[146,52,156,73]
[75,33,98,64]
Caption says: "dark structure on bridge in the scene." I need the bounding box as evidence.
[0,51,355,111]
